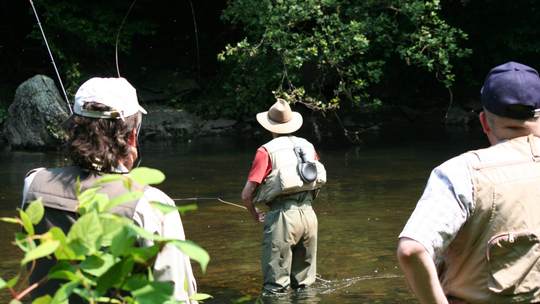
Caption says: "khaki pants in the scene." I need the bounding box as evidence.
[261,192,318,292]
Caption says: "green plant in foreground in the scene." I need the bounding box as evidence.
[0,167,211,304]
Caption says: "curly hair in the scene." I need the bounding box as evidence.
[64,102,142,172]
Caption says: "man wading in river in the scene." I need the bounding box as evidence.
[22,77,198,303]
[241,98,326,294]
[397,61,540,303]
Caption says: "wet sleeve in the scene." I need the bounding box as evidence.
[399,154,474,260]
[133,187,198,303]
[247,147,272,184]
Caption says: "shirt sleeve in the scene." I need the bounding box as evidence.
[399,154,474,260]
[132,187,198,303]
[21,168,45,209]
[247,147,272,184]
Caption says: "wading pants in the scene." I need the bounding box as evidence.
[262,192,318,293]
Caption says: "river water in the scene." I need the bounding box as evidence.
[0,124,487,303]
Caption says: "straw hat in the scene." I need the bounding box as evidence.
[256,98,303,134]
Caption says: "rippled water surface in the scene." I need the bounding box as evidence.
[0,125,487,303]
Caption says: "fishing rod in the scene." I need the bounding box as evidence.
[28,0,73,114]
[115,0,137,77]
[173,197,247,210]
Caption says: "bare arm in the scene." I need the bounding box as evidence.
[397,237,448,304]
[241,181,265,223]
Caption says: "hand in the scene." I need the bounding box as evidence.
[248,205,265,223]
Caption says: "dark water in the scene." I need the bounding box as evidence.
[0,124,487,303]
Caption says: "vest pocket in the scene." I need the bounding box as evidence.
[486,231,540,295]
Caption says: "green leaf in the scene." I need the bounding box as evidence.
[127,223,166,241]
[150,201,179,214]
[132,281,174,304]
[25,199,45,225]
[67,211,103,254]
[170,240,210,272]
[15,232,35,253]
[99,214,129,248]
[130,245,160,264]
[32,295,52,304]
[0,277,6,290]
[122,274,147,291]
[21,240,60,265]
[129,167,165,185]
[177,204,198,215]
[0,217,21,225]
[48,227,78,260]
[80,254,116,277]
[9,300,22,304]
[94,174,124,185]
[103,191,143,212]
[50,280,78,304]
[191,293,213,301]
[19,209,34,235]
[6,275,19,288]
[96,258,134,295]
[110,226,137,256]
[48,262,78,281]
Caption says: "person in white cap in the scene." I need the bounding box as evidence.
[241,98,325,294]
[21,77,198,303]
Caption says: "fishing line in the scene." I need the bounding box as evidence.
[115,0,137,77]
[173,197,247,210]
[28,0,73,114]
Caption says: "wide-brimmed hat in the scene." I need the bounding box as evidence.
[481,61,540,119]
[256,98,303,134]
[73,77,147,120]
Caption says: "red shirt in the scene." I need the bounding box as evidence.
[247,147,272,184]
[247,146,320,184]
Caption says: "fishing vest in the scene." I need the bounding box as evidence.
[25,166,143,302]
[25,166,143,231]
[253,136,326,204]
[440,134,540,303]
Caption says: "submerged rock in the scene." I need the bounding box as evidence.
[3,75,69,149]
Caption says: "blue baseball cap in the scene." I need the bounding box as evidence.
[481,61,540,119]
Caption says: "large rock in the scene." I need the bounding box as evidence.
[3,75,70,149]
[141,105,201,139]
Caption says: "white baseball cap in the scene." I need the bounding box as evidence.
[73,77,147,119]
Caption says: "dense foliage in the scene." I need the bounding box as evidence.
[218,0,471,116]
[0,167,210,304]
[31,0,156,96]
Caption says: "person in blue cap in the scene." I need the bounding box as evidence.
[397,61,540,304]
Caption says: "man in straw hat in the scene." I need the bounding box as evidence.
[21,77,197,303]
[241,98,325,294]
[397,61,540,303]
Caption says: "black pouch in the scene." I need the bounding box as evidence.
[294,147,317,183]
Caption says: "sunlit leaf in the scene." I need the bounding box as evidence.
[25,199,44,225]
[19,209,34,235]
[169,240,210,272]
[127,223,166,241]
[21,240,60,265]
[177,204,198,215]
[6,275,19,288]
[130,245,160,264]
[31,294,52,304]
[9,300,22,304]
[129,167,165,185]
[0,277,5,290]
[132,281,174,304]
[110,226,137,256]
[48,227,78,260]
[94,174,124,185]
[103,191,143,212]
[150,201,178,214]
[0,217,21,225]
[67,211,103,254]
[191,293,213,301]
